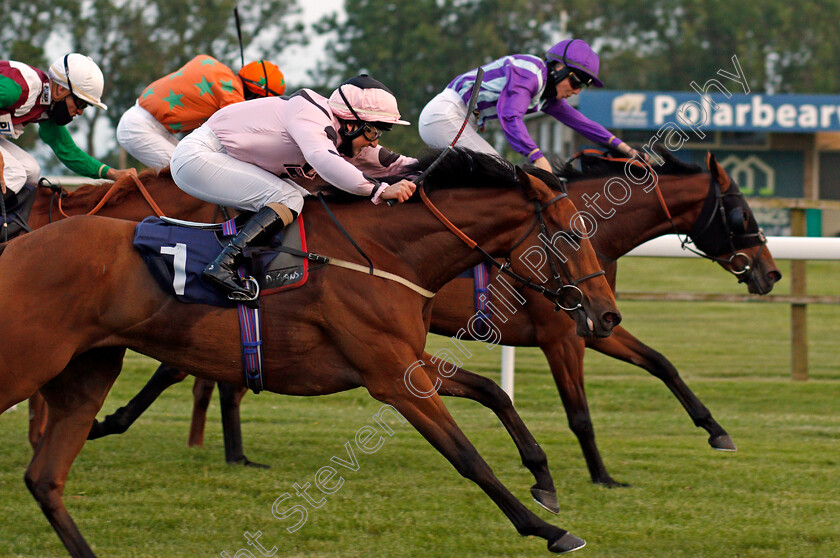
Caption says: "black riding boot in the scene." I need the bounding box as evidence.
[203,205,293,299]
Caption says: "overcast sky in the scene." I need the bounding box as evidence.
[278,0,343,86]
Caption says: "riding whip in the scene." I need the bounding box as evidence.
[387,67,485,206]
[234,6,245,67]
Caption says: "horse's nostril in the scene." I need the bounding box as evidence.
[768,270,782,284]
[603,312,621,327]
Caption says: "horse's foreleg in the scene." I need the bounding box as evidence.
[422,354,558,514]
[188,377,215,447]
[543,336,626,487]
[26,348,126,558]
[88,364,188,440]
[218,382,266,468]
[585,325,735,450]
[28,392,48,448]
[368,372,584,554]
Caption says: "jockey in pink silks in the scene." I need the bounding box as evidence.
[170,74,417,300]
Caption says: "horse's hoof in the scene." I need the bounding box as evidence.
[709,434,737,451]
[228,457,270,469]
[530,487,560,514]
[596,477,630,488]
[548,532,586,554]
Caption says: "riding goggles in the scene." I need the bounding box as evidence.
[568,71,593,90]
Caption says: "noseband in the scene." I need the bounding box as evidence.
[683,175,768,281]
[418,186,605,311]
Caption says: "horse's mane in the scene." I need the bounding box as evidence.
[319,148,525,203]
[557,146,703,183]
[56,168,169,211]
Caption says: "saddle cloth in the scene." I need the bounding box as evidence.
[133,216,310,307]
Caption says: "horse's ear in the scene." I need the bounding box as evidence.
[514,165,530,186]
[706,152,731,191]
[514,166,540,198]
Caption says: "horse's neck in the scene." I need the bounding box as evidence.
[579,173,709,262]
[30,175,218,226]
[309,189,534,293]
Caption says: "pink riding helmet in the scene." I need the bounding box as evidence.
[328,75,410,126]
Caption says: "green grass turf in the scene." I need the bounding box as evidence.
[0,259,838,557]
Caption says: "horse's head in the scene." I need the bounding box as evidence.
[513,166,621,338]
[689,153,782,294]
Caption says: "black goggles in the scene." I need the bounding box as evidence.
[568,71,593,89]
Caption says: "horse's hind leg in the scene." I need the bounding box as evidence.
[25,348,126,558]
[188,377,215,447]
[88,364,188,440]
[217,382,265,468]
[28,392,48,448]
[422,354,559,514]
[586,325,735,450]
[368,372,584,554]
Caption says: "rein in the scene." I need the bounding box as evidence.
[42,173,167,220]
[418,183,604,311]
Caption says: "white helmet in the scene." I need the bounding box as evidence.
[48,53,107,110]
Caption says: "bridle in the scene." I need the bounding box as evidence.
[565,150,767,283]
[417,177,605,312]
[683,174,767,281]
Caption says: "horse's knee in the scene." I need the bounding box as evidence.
[24,471,63,510]
[568,413,594,439]
[192,379,215,407]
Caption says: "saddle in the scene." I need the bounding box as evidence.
[0,185,36,240]
[133,215,311,308]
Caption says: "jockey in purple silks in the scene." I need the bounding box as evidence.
[419,38,644,173]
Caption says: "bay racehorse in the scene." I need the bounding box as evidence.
[95,150,780,486]
[430,150,780,486]
[0,150,620,556]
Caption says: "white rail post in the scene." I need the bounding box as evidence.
[501,346,515,404]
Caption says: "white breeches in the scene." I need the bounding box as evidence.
[116,104,180,170]
[170,125,306,214]
[418,88,498,154]
[0,137,40,193]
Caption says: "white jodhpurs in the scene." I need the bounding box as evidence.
[116,103,180,170]
[418,88,498,154]
[0,137,40,194]
[170,125,306,214]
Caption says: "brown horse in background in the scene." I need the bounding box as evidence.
[98,150,780,486]
[0,151,620,556]
[430,151,780,485]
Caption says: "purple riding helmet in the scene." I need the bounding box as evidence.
[546,39,604,88]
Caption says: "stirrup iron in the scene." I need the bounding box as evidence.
[228,276,260,303]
